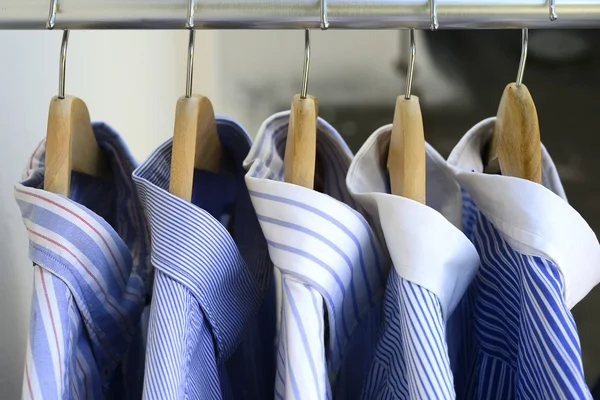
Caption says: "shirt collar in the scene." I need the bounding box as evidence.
[15,123,151,368]
[346,124,479,318]
[447,117,600,309]
[244,111,390,370]
[133,117,272,361]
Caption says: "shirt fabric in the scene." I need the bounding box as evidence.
[16,124,152,400]
[132,118,275,400]
[445,118,600,399]
[346,125,480,399]
[243,111,390,400]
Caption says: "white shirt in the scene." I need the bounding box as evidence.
[244,111,390,400]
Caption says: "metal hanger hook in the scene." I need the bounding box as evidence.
[320,0,329,30]
[404,28,416,99]
[516,28,528,87]
[58,29,69,99]
[185,30,195,98]
[186,0,195,28]
[185,0,195,98]
[47,0,58,29]
[430,0,439,30]
[550,0,558,21]
[300,29,311,99]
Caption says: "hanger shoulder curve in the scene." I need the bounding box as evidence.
[44,95,109,196]
[169,94,221,202]
[489,83,542,183]
[387,95,426,203]
[284,94,317,189]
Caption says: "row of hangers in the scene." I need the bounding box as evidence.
[43,0,544,206]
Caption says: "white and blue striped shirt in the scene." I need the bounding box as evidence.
[16,124,152,400]
[244,112,390,400]
[446,118,600,399]
[346,126,480,399]
[133,118,276,400]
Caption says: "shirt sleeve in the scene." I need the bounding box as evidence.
[23,265,103,400]
[142,270,220,399]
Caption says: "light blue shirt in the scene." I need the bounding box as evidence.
[346,126,479,399]
[16,124,152,400]
[133,118,276,400]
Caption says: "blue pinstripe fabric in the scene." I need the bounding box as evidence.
[346,126,479,399]
[16,124,152,400]
[133,118,275,400]
[244,111,390,400]
[450,198,591,399]
[446,118,596,399]
[361,271,455,399]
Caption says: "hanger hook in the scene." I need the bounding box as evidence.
[300,29,311,99]
[550,0,558,21]
[404,28,416,99]
[430,0,439,30]
[185,0,195,98]
[320,0,329,30]
[47,0,58,29]
[58,30,69,99]
[187,0,195,28]
[516,28,528,87]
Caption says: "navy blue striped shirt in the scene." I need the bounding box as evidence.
[446,118,600,399]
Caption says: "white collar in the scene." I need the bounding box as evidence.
[346,124,479,318]
[447,117,600,309]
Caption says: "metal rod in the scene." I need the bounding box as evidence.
[58,29,69,99]
[2,0,600,29]
[300,29,310,99]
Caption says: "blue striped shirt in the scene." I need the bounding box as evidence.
[346,125,480,399]
[132,118,275,400]
[16,124,152,400]
[446,118,600,399]
[244,111,390,400]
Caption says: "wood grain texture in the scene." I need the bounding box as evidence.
[284,94,317,189]
[44,95,109,196]
[489,83,542,183]
[387,95,426,203]
[169,95,221,202]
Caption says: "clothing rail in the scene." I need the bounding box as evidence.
[0,0,599,29]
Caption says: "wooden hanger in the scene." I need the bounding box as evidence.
[387,29,426,203]
[169,29,222,202]
[284,29,318,189]
[44,30,109,196]
[486,29,542,184]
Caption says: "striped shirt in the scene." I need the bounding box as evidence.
[16,124,152,400]
[244,112,390,400]
[346,125,480,399]
[446,118,600,399]
[132,118,275,400]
